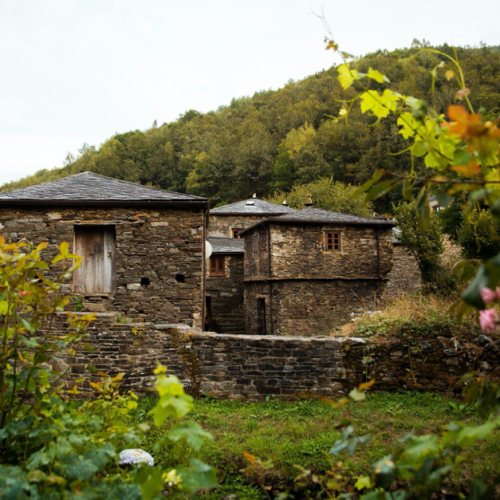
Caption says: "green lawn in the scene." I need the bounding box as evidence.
[134,392,500,499]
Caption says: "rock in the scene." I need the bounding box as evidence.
[52,357,69,373]
[473,335,493,346]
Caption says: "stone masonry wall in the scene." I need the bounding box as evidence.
[0,207,204,325]
[206,254,245,333]
[244,224,393,280]
[245,280,387,336]
[386,244,421,298]
[209,214,264,238]
[58,315,500,400]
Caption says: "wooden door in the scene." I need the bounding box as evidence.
[73,226,116,294]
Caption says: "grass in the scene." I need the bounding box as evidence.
[132,392,500,498]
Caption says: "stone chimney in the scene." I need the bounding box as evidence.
[304,194,314,207]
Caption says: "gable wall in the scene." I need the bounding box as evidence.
[0,206,204,325]
[208,214,266,238]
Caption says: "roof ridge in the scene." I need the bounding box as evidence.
[0,172,206,202]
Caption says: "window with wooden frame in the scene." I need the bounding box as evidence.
[324,231,341,251]
[209,255,225,276]
[231,228,244,238]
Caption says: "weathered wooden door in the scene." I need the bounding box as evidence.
[73,226,116,294]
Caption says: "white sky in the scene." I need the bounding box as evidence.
[1,0,499,185]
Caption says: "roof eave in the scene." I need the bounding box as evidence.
[0,199,209,209]
[238,218,394,236]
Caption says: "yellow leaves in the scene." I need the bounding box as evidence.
[338,63,360,90]
[324,39,338,51]
[339,108,347,117]
[445,70,454,80]
[360,90,400,119]
[397,112,418,139]
[366,68,389,83]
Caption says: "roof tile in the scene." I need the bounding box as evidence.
[0,172,206,204]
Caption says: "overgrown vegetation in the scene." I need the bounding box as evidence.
[0,239,215,499]
[341,294,480,340]
[2,44,500,213]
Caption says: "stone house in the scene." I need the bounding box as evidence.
[239,207,394,336]
[205,237,245,333]
[0,172,209,325]
[205,197,295,332]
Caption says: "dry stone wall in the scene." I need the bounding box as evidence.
[57,315,500,400]
[0,207,205,325]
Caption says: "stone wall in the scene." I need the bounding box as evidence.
[386,243,421,298]
[206,254,245,334]
[245,280,387,336]
[0,207,205,325]
[209,214,264,238]
[245,224,394,280]
[58,315,500,400]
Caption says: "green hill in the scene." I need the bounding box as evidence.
[4,43,500,211]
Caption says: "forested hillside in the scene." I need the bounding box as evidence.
[4,43,500,211]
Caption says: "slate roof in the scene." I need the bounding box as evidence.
[276,207,393,225]
[210,198,295,215]
[0,172,207,206]
[209,237,245,254]
[239,207,393,236]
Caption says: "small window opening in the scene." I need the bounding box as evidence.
[141,277,150,288]
[175,274,186,283]
[231,228,244,239]
[325,231,341,251]
[209,256,225,276]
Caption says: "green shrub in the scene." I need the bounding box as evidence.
[458,209,500,261]
[0,238,215,499]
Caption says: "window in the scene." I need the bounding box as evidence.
[325,231,341,251]
[209,255,225,276]
[231,228,244,238]
[73,225,116,294]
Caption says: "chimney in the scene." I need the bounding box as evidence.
[304,194,314,207]
[252,193,257,199]
[282,200,288,206]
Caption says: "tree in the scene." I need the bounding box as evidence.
[393,202,444,285]
[267,177,373,217]
[458,209,500,260]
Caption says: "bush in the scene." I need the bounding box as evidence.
[341,293,480,339]
[458,209,500,261]
[393,202,458,294]
[0,238,215,499]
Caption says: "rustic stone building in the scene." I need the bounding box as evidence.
[206,197,295,332]
[209,197,295,238]
[240,207,394,336]
[0,172,209,325]
[205,237,245,334]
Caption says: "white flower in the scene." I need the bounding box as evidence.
[163,469,182,487]
[119,449,154,467]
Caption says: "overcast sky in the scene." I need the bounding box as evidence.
[1,0,499,185]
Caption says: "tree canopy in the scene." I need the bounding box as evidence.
[3,44,500,212]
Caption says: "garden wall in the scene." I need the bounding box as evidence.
[58,314,500,400]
